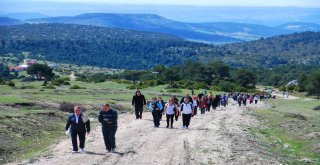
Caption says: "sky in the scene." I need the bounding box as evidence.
[25,0,320,7]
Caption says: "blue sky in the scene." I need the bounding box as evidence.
[28,0,320,7]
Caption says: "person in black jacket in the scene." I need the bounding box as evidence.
[65,106,90,153]
[132,90,146,119]
[99,103,118,152]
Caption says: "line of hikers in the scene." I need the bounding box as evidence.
[132,90,232,129]
[65,90,263,154]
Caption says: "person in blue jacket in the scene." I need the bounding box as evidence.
[65,106,90,153]
[98,103,118,152]
[148,97,163,128]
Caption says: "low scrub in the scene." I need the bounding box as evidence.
[70,85,86,89]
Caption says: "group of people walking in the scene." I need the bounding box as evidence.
[230,92,260,107]
[132,90,232,130]
[65,90,261,154]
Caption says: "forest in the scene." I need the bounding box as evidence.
[1,24,320,70]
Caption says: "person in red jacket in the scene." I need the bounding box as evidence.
[199,95,207,114]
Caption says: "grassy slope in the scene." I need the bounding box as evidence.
[0,80,218,164]
[249,98,320,164]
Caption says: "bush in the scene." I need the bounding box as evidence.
[167,88,182,93]
[63,81,71,85]
[20,85,35,89]
[59,102,76,112]
[70,85,85,89]
[7,81,15,87]
[0,78,5,85]
[51,78,65,86]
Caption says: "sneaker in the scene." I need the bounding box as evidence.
[181,126,186,129]
[166,125,169,128]
[72,150,78,153]
[80,148,85,153]
[111,148,117,153]
[186,127,189,129]
[107,149,111,153]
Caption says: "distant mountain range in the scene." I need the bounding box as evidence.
[1,24,319,69]
[1,13,320,43]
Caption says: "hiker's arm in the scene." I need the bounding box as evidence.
[132,96,135,106]
[143,95,146,105]
[98,112,103,123]
[85,119,91,133]
[65,117,71,131]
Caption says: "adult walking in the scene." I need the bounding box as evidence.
[164,99,178,128]
[172,95,180,121]
[148,97,163,128]
[98,103,118,152]
[181,97,194,129]
[132,90,146,119]
[65,106,90,153]
[192,96,199,115]
[199,95,206,114]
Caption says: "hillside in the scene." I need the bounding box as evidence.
[220,31,320,67]
[0,23,209,69]
[26,13,241,43]
[0,24,319,69]
[0,17,23,26]
[25,13,320,42]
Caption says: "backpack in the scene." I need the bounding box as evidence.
[181,103,193,111]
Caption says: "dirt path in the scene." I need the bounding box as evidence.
[11,101,280,165]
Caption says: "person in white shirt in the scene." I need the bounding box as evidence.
[192,96,198,115]
[164,99,179,128]
[180,97,194,129]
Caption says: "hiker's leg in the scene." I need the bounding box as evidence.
[139,107,143,119]
[78,131,86,149]
[186,114,192,127]
[135,107,139,119]
[170,114,174,127]
[166,114,170,127]
[109,127,117,149]
[71,131,78,151]
[102,127,111,151]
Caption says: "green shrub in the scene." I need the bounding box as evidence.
[63,81,71,85]
[0,78,5,85]
[167,88,182,93]
[7,81,15,87]
[70,85,85,89]
[20,85,35,89]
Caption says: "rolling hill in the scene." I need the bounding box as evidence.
[24,13,320,43]
[0,17,23,26]
[0,23,319,69]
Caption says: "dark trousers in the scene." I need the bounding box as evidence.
[243,100,247,106]
[102,126,117,151]
[238,101,242,107]
[255,100,258,104]
[206,103,211,111]
[200,108,205,114]
[135,107,143,119]
[152,110,161,127]
[166,114,174,127]
[182,114,192,127]
[194,107,198,115]
[175,112,179,121]
[71,131,86,151]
